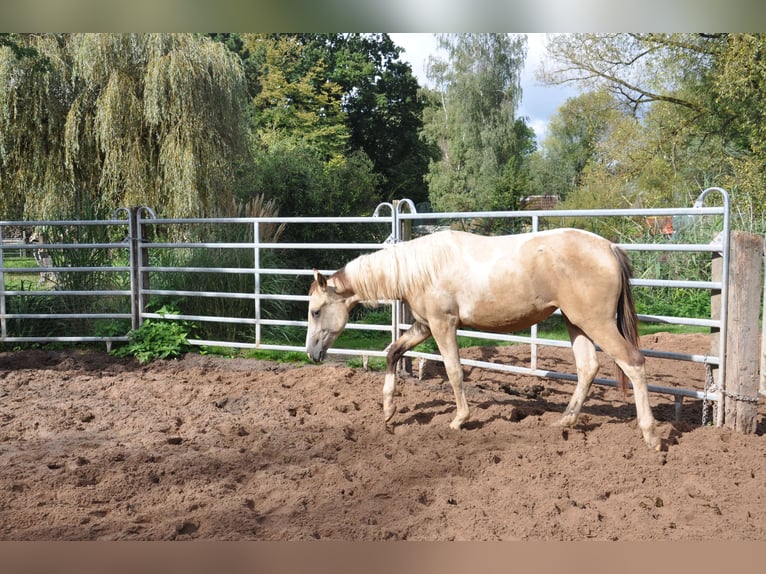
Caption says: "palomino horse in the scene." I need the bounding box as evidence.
[306,228,659,450]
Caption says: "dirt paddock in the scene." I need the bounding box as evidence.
[1,332,765,541]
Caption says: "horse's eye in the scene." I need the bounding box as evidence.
[311,309,321,319]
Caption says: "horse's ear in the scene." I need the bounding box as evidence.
[313,269,327,290]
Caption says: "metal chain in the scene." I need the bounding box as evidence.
[702,359,760,427]
[720,389,760,404]
[702,360,715,427]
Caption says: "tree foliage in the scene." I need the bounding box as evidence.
[0,33,248,219]
[711,34,766,220]
[422,33,534,213]
[529,89,623,199]
[216,33,433,210]
[336,34,436,204]
[244,34,349,159]
[540,33,766,228]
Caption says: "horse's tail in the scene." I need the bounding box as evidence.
[612,244,640,396]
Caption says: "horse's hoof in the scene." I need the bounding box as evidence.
[449,416,468,430]
[554,414,577,427]
[640,423,661,451]
[383,404,396,422]
[644,433,662,451]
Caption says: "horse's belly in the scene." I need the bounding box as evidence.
[459,302,556,333]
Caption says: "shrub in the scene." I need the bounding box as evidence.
[112,304,192,363]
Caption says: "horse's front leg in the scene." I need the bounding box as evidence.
[429,317,469,430]
[383,321,432,423]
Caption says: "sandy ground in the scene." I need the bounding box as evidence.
[1,332,764,541]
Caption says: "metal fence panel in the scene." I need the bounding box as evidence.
[0,189,733,424]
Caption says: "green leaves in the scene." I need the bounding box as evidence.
[113,305,192,364]
[540,33,766,229]
[422,34,531,213]
[1,33,248,220]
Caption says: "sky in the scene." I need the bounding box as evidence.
[389,33,579,142]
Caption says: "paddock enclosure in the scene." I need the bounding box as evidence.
[2,188,766,540]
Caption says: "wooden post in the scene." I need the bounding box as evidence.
[761,234,766,398]
[714,232,763,433]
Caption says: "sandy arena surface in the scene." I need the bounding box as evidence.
[1,332,764,541]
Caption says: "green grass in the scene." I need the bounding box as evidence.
[1,255,43,291]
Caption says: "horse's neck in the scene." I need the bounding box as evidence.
[340,250,401,302]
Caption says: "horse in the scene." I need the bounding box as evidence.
[306,228,660,450]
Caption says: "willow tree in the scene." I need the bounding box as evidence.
[0,33,247,219]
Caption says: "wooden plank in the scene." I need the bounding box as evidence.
[722,232,763,433]
[761,234,766,397]
[710,249,722,425]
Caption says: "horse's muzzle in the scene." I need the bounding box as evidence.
[306,346,326,362]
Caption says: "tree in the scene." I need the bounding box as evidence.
[422,33,533,213]
[0,33,247,219]
[334,34,435,205]
[711,34,766,219]
[243,34,349,160]
[529,89,624,199]
[214,33,434,207]
[538,33,766,227]
[540,33,720,115]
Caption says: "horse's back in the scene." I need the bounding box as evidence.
[427,228,614,274]
[411,228,622,332]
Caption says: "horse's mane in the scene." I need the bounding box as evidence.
[334,233,455,303]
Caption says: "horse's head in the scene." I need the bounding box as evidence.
[306,269,355,362]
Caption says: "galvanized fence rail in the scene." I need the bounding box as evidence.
[0,188,734,425]
[0,217,132,348]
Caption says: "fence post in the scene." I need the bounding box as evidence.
[394,200,415,376]
[715,231,763,433]
[253,220,261,347]
[761,234,766,398]
[128,207,140,330]
[128,206,153,330]
[0,225,5,340]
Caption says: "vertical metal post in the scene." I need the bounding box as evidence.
[128,206,156,331]
[126,207,140,331]
[530,214,540,373]
[761,234,766,398]
[392,201,402,351]
[372,201,396,350]
[694,187,730,427]
[0,224,6,340]
[253,220,261,347]
[395,200,416,375]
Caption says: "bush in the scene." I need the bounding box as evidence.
[112,305,192,363]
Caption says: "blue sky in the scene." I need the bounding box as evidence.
[389,33,579,142]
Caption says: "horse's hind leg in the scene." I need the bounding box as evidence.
[611,354,658,450]
[383,321,432,423]
[556,319,600,428]
[580,322,659,450]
